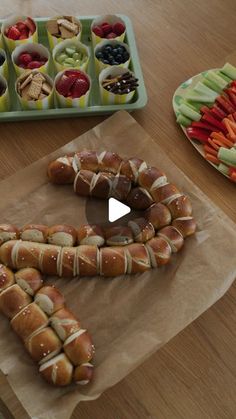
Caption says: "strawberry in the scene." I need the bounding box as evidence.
[56,75,78,97]
[93,25,104,37]
[27,60,44,69]
[71,78,89,98]
[16,21,27,32]
[106,32,117,39]
[7,26,20,40]
[18,53,32,66]
[112,22,125,36]
[24,17,36,34]
[64,70,88,81]
[101,23,112,35]
[19,32,29,40]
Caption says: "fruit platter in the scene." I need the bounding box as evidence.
[173,63,236,182]
[0,14,147,121]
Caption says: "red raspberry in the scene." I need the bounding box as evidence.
[93,25,104,38]
[101,23,112,35]
[27,60,44,69]
[106,32,117,39]
[18,53,32,66]
[112,22,126,36]
[7,26,20,40]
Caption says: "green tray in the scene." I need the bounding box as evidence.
[0,15,147,122]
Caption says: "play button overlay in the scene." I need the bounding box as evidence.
[108,198,131,222]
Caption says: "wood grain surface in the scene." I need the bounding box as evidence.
[0,1,235,418]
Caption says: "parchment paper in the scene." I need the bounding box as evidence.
[0,111,236,419]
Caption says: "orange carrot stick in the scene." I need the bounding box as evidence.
[208,138,220,150]
[223,119,236,141]
[203,145,218,156]
[205,153,220,164]
[210,132,234,147]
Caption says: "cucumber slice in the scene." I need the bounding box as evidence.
[193,82,219,100]
[218,163,230,175]
[221,63,236,80]
[185,91,215,103]
[217,71,232,83]
[202,78,222,94]
[176,114,192,127]
[205,70,228,90]
[179,103,201,121]
[218,147,236,166]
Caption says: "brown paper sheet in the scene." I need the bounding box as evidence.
[0,110,236,419]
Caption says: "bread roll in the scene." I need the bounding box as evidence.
[151,183,181,205]
[74,363,94,385]
[72,150,99,173]
[0,284,32,319]
[172,217,197,238]
[20,224,48,243]
[125,243,151,274]
[15,241,43,270]
[15,268,43,296]
[90,172,114,199]
[25,327,62,364]
[47,225,77,247]
[167,195,192,219]
[35,286,65,315]
[0,264,15,293]
[144,202,172,230]
[39,353,73,386]
[0,224,19,245]
[40,244,61,276]
[50,307,81,341]
[120,158,147,183]
[128,217,155,243]
[58,246,77,277]
[0,240,18,268]
[146,237,171,267]
[138,167,167,191]
[98,151,122,174]
[100,246,127,276]
[47,156,75,184]
[110,174,131,201]
[126,187,154,210]
[63,329,95,365]
[105,225,133,246]
[77,224,105,247]
[74,169,95,196]
[157,226,184,253]
[76,245,99,277]
[11,302,48,341]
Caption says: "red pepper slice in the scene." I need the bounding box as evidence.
[225,89,236,107]
[215,95,236,114]
[191,121,216,131]
[186,127,209,143]
[200,105,211,115]
[201,113,227,134]
[211,105,227,120]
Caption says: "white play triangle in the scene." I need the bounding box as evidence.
[108,198,131,222]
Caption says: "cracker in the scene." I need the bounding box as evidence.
[18,69,32,84]
[28,80,42,100]
[42,82,52,95]
[21,84,32,100]
[60,20,78,34]
[59,26,74,39]
[32,73,46,83]
[46,19,59,35]
[19,73,33,90]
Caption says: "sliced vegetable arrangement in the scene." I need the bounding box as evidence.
[174,62,236,182]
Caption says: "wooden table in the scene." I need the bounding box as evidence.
[0,1,236,418]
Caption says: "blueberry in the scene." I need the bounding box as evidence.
[96,51,103,59]
[112,61,119,65]
[108,54,114,61]
[104,45,112,53]
[103,59,110,64]
[123,52,130,61]
[117,46,124,54]
[112,48,118,56]
[116,54,123,63]
[0,54,5,66]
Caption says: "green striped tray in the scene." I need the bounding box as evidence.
[0,15,147,121]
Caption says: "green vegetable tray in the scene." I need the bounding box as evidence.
[0,15,147,122]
